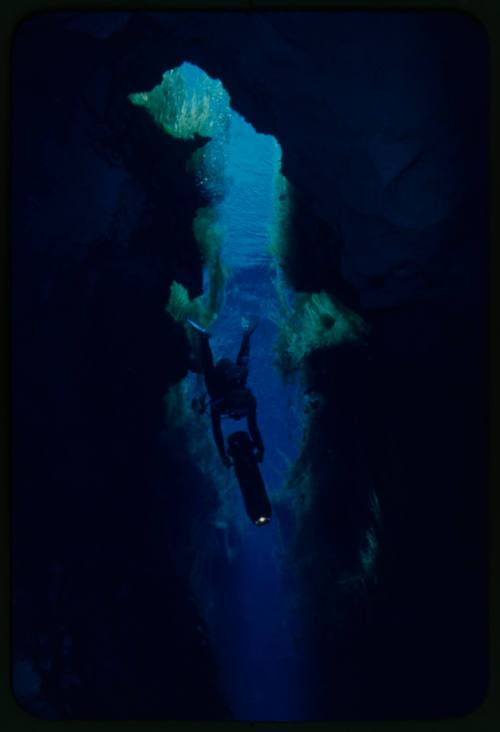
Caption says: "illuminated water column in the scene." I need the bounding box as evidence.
[131,63,310,720]
[202,102,310,723]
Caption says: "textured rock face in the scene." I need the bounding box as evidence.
[12,10,488,719]
[116,11,486,716]
[136,11,487,309]
[12,15,227,719]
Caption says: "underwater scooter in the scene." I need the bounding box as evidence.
[227,431,272,526]
[187,318,271,525]
[190,393,272,526]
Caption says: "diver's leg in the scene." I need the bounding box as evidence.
[187,319,217,395]
[199,335,218,397]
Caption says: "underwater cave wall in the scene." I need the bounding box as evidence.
[12,15,229,718]
[11,10,489,720]
[125,10,489,716]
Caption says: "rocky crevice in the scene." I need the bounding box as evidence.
[12,11,489,718]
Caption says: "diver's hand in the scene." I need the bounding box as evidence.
[241,315,260,336]
[221,455,233,469]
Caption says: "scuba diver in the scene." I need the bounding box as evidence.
[187,317,265,469]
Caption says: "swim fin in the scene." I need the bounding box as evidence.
[187,319,211,337]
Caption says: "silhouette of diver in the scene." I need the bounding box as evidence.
[187,317,265,468]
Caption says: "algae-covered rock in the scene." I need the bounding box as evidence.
[274,290,369,375]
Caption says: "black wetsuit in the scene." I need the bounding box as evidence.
[200,332,265,464]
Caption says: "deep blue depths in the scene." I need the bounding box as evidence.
[192,106,311,720]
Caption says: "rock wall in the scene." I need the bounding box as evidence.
[12,14,228,718]
[164,10,488,716]
[12,10,489,719]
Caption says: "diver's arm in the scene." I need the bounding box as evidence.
[236,332,251,370]
[247,396,265,461]
[211,407,230,465]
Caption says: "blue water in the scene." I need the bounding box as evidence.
[208,115,314,721]
[181,65,312,720]
[217,114,279,268]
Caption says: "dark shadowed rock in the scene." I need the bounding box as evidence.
[12,10,488,719]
